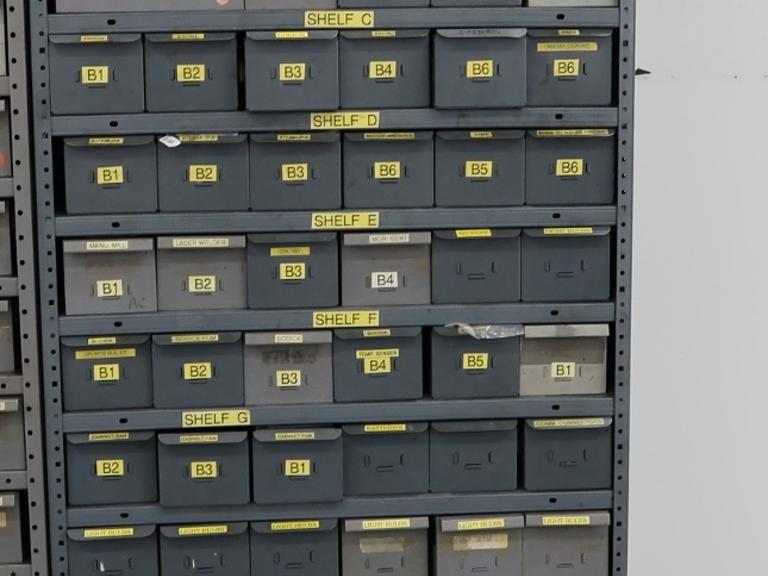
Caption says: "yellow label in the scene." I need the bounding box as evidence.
[81,65,109,85]
[312,310,380,328]
[183,362,212,380]
[171,334,220,343]
[555,158,584,177]
[0,401,5,412]
[465,160,493,180]
[371,269,399,287]
[538,41,599,52]
[469,131,494,139]
[96,165,124,185]
[270,246,311,257]
[87,337,117,345]
[456,518,506,531]
[463,352,489,370]
[364,357,391,374]
[310,111,380,130]
[276,369,302,388]
[279,63,307,82]
[362,519,411,530]
[172,238,230,249]
[86,240,129,251]
[172,33,206,41]
[371,30,397,38]
[190,461,218,479]
[533,418,607,429]
[96,279,123,299]
[270,521,321,531]
[179,134,220,143]
[536,129,611,138]
[88,138,124,145]
[275,31,311,39]
[363,132,415,141]
[87,432,130,442]
[363,424,407,433]
[453,534,509,551]
[455,229,493,238]
[275,432,316,441]
[82,528,135,539]
[274,334,305,344]
[178,525,228,536]
[282,163,309,182]
[95,459,124,477]
[304,10,375,28]
[280,262,307,281]
[554,58,580,77]
[277,134,313,142]
[311,212,380,229]
[558,29,581,36]
[178,434,219,443]
[466,60,494,79]
[75,348,136,360]
[188,275,217,294]
[356,348,400,359]
[0,511,5,528]
[369,60,397,79]
[542,227,594,236]
[363,329,391,337]
[80,35,108,43]
[188,164,218,183]
[181,410,251,428]
[374,161,401,180]
[542,516,592,526]
[285,459,312,477]
[93,363,120,382]
[551,361,577,379]
[177,64,206,83]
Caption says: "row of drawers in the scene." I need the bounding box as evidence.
[61,129,616,214]
[60,324,609,411]
[62,229,613,315]
[50,29,614,115]
[66,513,612,576]
[65,418,613,506]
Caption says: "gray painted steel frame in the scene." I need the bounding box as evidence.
[30,4,634,576]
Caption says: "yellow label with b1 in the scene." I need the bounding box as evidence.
[93,363,120,382]
[96,279,123,299]
[97,166,124,185]
[551,361,576,379]
[81,65,109,84]
[285,459,312,477]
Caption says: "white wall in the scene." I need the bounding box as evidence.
[631,0,768,573]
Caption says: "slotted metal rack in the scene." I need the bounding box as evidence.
[30,2,635,575]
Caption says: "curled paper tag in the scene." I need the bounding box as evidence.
[159,135,181,148]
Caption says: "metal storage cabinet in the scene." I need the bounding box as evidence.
[433,29,527,109]
[156,236,248,311]
[251,428,343,504]
[49,34,144,115]
[431,229,521,304]
[340,0,427,5]
[430,326,521,399]
[0,398,24,470]
[62,238,158,316]
[248,233,339,309]
[523,512,611,576]
[244,331,334,405]
[246,0,335,7]
[152,333,244,409]
[333,328,423,402]
[341,232,431,306]
[521,227,612,302]
[67,526,159,576]
[250,133,342,211]
[339,31,430,109]
[158,432,250,507]
[250,520,339,576]
[429,421,518,493]
[56,0,244,11]
[160,523,250,576]
[0,493,23,563]
[245,31,339,112]
[343,132,434,208]
[435,130,525,207]
[342,517,429,576]
[433,0,521,4]
[527,0,616,4]
[527,30,614,106]
[157,134,249,212]
[342,423,429,496]
[526,129,616,206]
[0,100,10,177]
[522,418,613,490]
[0,299,12,372]
[144,33,238,112]
[520,324,609,396]
[0,202,10,276]
[0,2,5,76]
[62,136,158,214]
[65,431,158,506]
[435,515,523,576]
[60,335,153,411]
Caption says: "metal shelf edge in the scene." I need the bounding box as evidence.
[0,566,31,576]
[0,470,28,490]
[0,374,24,395]
[0,178,13,199]
[0,277,19,297]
